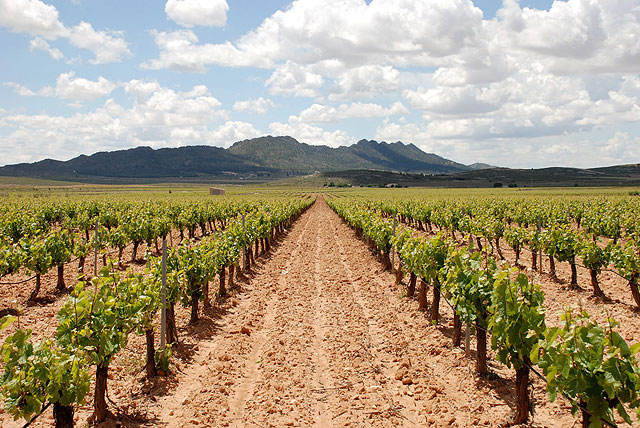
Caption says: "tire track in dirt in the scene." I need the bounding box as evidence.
[325,201,419,427]
[236,201,326,427]
[229,208,317,427]
[310,225,334,428]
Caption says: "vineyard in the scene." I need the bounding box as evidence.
[0,186,639,427]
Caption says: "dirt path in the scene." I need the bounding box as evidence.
[141,198,589,427]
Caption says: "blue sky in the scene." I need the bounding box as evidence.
[1,0,639,168]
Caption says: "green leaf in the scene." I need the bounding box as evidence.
[0,315,16,330]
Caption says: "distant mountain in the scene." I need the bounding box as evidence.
[319,164,640,188]
[467,162,495,170]
[0,136,471,182]
[228,136,468,174]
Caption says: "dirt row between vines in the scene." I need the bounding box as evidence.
[1,198,600,427]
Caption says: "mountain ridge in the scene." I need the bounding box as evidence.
[0,135,471,180]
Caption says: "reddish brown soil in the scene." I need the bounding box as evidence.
[0,199,635,427]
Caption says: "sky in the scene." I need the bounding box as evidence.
[0,0,639,169]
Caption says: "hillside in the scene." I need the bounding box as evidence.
[0,136,470,182]
[317,164,640,188]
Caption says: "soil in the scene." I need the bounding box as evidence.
[0,198,636,427]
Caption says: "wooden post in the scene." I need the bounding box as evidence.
[391,213,397,272]
[160,238,167,350]
[242,214,247,271]
[537,216,542,274]
[93,218,99,277]
[465,322,471,358]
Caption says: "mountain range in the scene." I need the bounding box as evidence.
[2,135,637,188]
[0,136,473,181]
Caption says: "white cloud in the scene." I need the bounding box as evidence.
[208,121,263,147]
[266,62,323,97]
[124,79,163,103]
[374,120,637,169]
[293,101,407,123]
[233,97,275,114]
[0,0,64,38]
[165,0,229,28]
[0,82,233,164]
[54,72,117,102]
[146,0,485,72]
[29,37,63,60]
[601,131,639,162]
[6,72,117,103]
[5,82,37,97]
[269,121,355,148]
[329,65,401,101]
[66,22,130,64]
[0,0,130,63]
[142,30,269,72]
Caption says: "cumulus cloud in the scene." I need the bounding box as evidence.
[0,82,235,164]
[29,37,63,60]
[208,121,263,147]
[269,121,355,148]
[233,97,275,114]
[165,0,229,27]
[329,65,401,101]
[146,0,485,72]
[265,62,323,97]
[5,82,37,97]
[6,72,117,103]
[292,102,407,123]
[0,0,130,63]
[54,72,117,102]
[142,30,264,72]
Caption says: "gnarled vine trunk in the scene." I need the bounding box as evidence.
[131,241,139,261]
[190,286,200,325]
[629,274,640,308]
[570,258,579,289]
[94,363,109,423]
[590,269,606,298]
[166,303,178,344]
[395,261,404,284]
[430,277,441,323]
[453,314,462,347]
[513,358,531,424]
[408,272,417,297]
[56,264,65,291]
[219,268,227,298]
[53,402,74,428]
[228,264,235,289]
[476,319,488,375]
[29,274,41,302]
[145,328,157,378]
[418,278,429,311]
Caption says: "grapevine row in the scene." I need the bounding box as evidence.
[0,196,314,427]
[365,198,640,307]
[328,198,640,428]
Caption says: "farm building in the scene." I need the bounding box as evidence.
[209,187,225,195]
